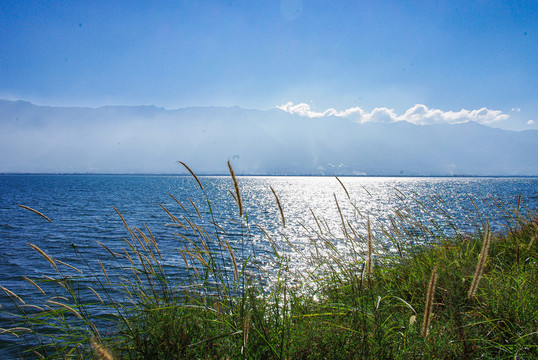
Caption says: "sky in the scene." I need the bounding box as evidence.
[0,0,537,130]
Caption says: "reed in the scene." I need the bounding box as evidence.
[270,186,285,228]
[421,267,438,338]
[1,165,536,359]
[177,161,204,190]
[228,160,243,217]
[90,338,114,360]
[367,216,373,279]
[468,223,491,300]
[27,243,59,273]
[17,205,52,222]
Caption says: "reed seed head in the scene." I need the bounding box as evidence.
[91,338,114,360]
[422,266,438,338]
[228,160,243,217]
[468,224,490,300]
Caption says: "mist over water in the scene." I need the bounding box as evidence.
[1,101,537,176]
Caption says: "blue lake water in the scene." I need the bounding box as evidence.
[0,174,537,357]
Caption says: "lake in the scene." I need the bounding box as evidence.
[0,175,537,357]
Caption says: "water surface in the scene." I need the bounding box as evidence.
[0,175,536,357]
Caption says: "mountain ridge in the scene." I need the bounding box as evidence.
[1,100,536,175]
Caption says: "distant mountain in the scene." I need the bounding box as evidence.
[0,99,536,175]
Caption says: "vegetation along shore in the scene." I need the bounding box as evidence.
[1,162,537,359]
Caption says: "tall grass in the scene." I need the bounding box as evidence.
[1,165,537,359]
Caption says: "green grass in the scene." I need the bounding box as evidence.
[1,165,537,359]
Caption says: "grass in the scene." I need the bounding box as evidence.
[1,164,537,359]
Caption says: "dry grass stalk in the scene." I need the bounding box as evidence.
[22,276,46,296]
[20,304,45,312]
[132,229,148,252]
[224,239,239,281]
[177,161,204,190]
[32,350,45,359]
[113,207,131,233]
[123,249,134,267]
[334,194,352,245]
[468,224,491,300]
[91,338,114,360]
[97,241,119,260]
[310,208,323,234]
[47,300,83,319]
[367,217,373,278]
[421,267,438,338]
[28,243,59,273]
[183,215,200,236]
[54,259,82,273]
[18,205,52,222]
[346,219,360,262]
[0,286,25,304]
[88,286,104,303]
[98,260,111,285]
[228,161,243,217]
[168,194,189,213]
[180,250,190,269]
[270,186,286,228]
[188,197,202,219]
[242,309,250,354]
[334,176,350,199]
[1,327,32,337]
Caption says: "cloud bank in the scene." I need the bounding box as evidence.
[277,102,509,126]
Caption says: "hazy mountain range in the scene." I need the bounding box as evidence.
[1,100,536,176]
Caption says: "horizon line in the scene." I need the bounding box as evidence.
[2,172,537,178]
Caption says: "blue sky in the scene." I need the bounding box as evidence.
[1,0,537,130]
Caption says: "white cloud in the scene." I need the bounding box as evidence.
[403,105,509,125]
[277,102,510,126]
[369,107,398,123]
[512,107,521,112]
[527,119,535,125]
[275,102,364,118]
